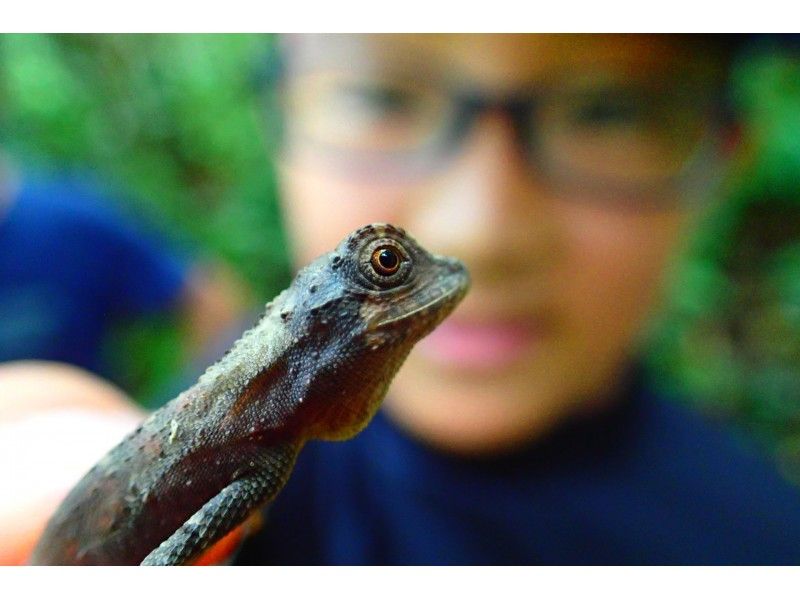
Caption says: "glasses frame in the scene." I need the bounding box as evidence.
[264,50,732,208]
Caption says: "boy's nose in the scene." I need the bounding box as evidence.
[408,112,560,282]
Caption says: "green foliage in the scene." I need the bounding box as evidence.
[0,34,290,402]
[646,47,800,481]
[2,34,289,284]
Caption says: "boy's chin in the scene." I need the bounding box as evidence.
[384,367,577,456]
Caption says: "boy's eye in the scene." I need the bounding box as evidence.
[287,75,451,152]
[342,84,417,114]
[331,82,425,126]
[568,91,652,130]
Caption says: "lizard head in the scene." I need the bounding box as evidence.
[286,223,470,441]
[339,223,470,341]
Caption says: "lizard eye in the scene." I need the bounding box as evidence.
[371,246,401,276]
[357,238,412,289]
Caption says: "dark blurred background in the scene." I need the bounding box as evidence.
[1,33,799,483]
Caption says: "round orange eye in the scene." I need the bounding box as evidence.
[371,246,401,276]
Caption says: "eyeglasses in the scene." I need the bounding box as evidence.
[277,70,726,202]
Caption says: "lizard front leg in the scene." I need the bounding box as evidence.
[141,443,299,566]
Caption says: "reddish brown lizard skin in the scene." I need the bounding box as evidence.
[29,223,469,566]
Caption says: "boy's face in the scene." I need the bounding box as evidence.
[276,34,729,453]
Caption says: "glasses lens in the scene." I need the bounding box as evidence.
[282,73,453,161]
[279,70,722,195]
[536,78,718,193]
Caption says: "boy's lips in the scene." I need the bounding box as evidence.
[417,317,544,370]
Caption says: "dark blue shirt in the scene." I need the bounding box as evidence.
[0,175,187,374]
[237,376,800,565]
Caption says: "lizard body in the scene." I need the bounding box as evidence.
[30,223,469,565]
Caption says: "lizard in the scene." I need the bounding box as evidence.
[29,223,469,566]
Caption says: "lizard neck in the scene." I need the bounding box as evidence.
[180,289,301,442]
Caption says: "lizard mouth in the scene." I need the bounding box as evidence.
[374,283,465,329]
[371,256,470,333]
